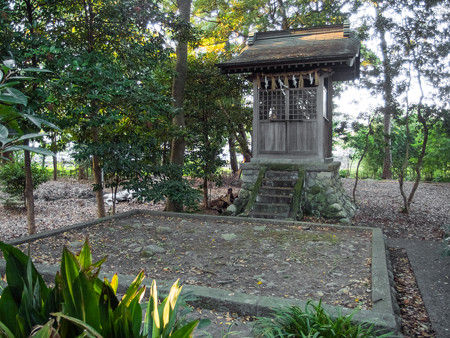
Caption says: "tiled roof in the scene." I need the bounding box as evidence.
[217,24,360,81]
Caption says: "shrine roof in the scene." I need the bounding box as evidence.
[217,23,360,81]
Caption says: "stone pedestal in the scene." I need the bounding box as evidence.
[228,160,356,223]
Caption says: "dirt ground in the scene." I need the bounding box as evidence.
[15,214,372,310]
[1,177,449,336]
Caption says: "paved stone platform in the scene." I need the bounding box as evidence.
[1,210,400,336]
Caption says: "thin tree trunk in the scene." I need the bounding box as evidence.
[407,106,427,207]
[229,135,238,173]
[166,0,192,212]
[92,127,105,218]
[203,178,208,208]
[402,46,427,213]
[398,112,410,212]
[23,144,36,235]
[376,5,394,180]
[353,117,373,203]
[51,133,57,181]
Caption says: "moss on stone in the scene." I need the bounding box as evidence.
[290,167,305,221]
[243,167,267,214]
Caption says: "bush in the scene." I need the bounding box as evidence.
[252,300,392,337]
[0,159,50,204]
[339,169,350,178]
[0,240,207,337]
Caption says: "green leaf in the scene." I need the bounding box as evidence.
[60,247,81,308]
[5,145,54,157]
[0,287,20,336]
[71,273,101,330]
[0,88,28,106]
[16,133,47,141]
[23,114,60,131]
[28,319,55,338]
[51,313,103,338]
[0,81,21,89]
[21,68,53,73]
[0,124,8,140]
[77,239,93,270]
[0,321,15,338]
[170,319,199,338]
[119,270,145,308]
[7,76,36,81]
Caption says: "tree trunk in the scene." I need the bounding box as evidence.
[166,0,192,212]
[203,178,208,208]
[92,127,105,218]
[353,118,373,203]
[376,6,394,179]
[51,133,57,181]
[228,135,238,173]
[23,144,36,235]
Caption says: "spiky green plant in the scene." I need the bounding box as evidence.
[252,300,393,338]
[0,240,205,337]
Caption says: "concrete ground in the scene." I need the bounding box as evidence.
[387,239,450,338]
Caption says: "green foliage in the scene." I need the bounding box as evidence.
[0,157,50,204]
[0,58,57,159]
[252,300,391,338]
[128,164,202,212]
[339,169,349,178]
[0,240,203,337]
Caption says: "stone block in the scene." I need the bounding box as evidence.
[317,172,332,180]
[233,198,243,207]
[327,194,338,204]
[327,203,342,213]
[224,204,237,216]
[241,174,257,183]
[241,183,255,191]
[238,189,250,199]
[310,185,321,194]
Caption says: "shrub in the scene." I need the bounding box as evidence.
[0,158,50,205]
[339,169,350,178]
[252,300,392,338]
[0,240,206,337]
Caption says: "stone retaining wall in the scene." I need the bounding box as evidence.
[226,161,356,223]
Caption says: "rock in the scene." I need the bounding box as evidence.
[338,287,349,295]
[224,204,237,216]
[141,244,165,257]
[221,233,237,241]
[253,226,266,231]
[233,197,243,207]
[327,203,342,213]
[156,226,172,234]
[132,246,142,253]
[238,189,250,199]
[143,222,154,227]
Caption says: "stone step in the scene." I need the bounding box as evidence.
[256,194,293,204]
[259,186,294,196]
[265,170,299,180]
[251,202,291,214]
[261,178,296,188]
[248,211,290,220]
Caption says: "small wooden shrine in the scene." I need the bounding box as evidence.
[218,22,360,162]
[216,23,360,222]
